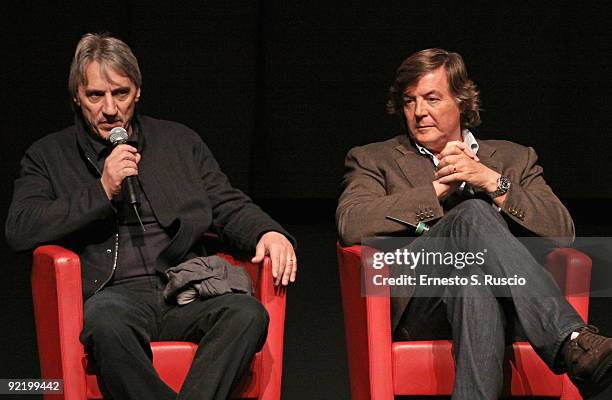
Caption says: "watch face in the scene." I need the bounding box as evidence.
[499,176,511,192]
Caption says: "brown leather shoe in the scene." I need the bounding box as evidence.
[564,325,612,399]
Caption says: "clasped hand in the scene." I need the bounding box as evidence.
[433,141,499,198]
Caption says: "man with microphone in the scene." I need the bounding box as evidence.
[5,33,296,400]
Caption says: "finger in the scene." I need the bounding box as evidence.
[437,154,460,170]
[435,163,458,179]
[108,146,138,161]
[267,245,284,286]
[119,152,138,162]
[114,144,138,153]
[122,167,139,178]
[277,248,289,286]
[448,141,479,162]
[438,142,464,157]
[251,242,266,264]
[280,254,291,286]
[115,150,139,162]
[269,246,282,285]
[118,161,139,175]
[461,146,479,162]
[289,258,297,282]
[107,153,137,168]
[283,253,296,285]
[437,173,463,184]
[440,142,480,162]
[119,158,139,167]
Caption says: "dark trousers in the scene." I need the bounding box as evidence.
[79,276,269,400]
[394,199,585,400]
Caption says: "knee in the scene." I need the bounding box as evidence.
[449,199,506,230]
[455,198,497,218]
[81,295,136,345]
[223,295,270,334]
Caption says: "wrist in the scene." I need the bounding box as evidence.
[100,178,113,200]
[484,172,501,192]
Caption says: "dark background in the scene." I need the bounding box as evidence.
[2,1,612,399]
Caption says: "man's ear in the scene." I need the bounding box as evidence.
[73,97,80,106]
[135,88,141,102]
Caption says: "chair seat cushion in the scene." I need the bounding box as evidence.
[392,340,563,396]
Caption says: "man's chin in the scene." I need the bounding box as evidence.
[86,126,111,142]
[410,134,446,153]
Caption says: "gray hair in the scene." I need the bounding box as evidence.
[68,33,141,98]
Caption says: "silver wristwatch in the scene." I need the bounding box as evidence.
[488,175,511,198]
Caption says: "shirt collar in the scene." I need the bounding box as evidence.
[414,129,479,167]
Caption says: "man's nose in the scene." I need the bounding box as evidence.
[102,93,118,116]
[414,99,426,118]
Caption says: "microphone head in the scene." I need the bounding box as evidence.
[109,127,129,145]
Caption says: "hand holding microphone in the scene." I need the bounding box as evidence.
[101,127,140,201]
[102,127,146,231]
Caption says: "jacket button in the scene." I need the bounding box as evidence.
[106,249,112,253]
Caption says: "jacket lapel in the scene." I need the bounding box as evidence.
[475,141,503,174]
[394,135,436,187]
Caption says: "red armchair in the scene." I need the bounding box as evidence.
[31,245,286,400]
[337,243,592,399]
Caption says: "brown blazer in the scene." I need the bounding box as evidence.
[336,134,575,333]
[336,134,574,246]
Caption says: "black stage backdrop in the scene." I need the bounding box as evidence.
[2,2,612,399]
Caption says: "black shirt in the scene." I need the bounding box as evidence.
[86,123,172,284]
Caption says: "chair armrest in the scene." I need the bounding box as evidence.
[216,254,286,400]
[337,244,394,399]
[545,248,592,322]
[32,245,87,399]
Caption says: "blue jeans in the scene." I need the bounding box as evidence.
[393,199,585,399]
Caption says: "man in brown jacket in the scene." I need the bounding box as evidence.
[336,48,612,399]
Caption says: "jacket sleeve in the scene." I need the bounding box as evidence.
[5,144,115,252]
[194,140,295,253]
[499,146,575,244]
[336,145,443,245]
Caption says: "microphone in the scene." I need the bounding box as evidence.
[109,127,145,232]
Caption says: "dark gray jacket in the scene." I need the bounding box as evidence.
[6,115,292,299]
